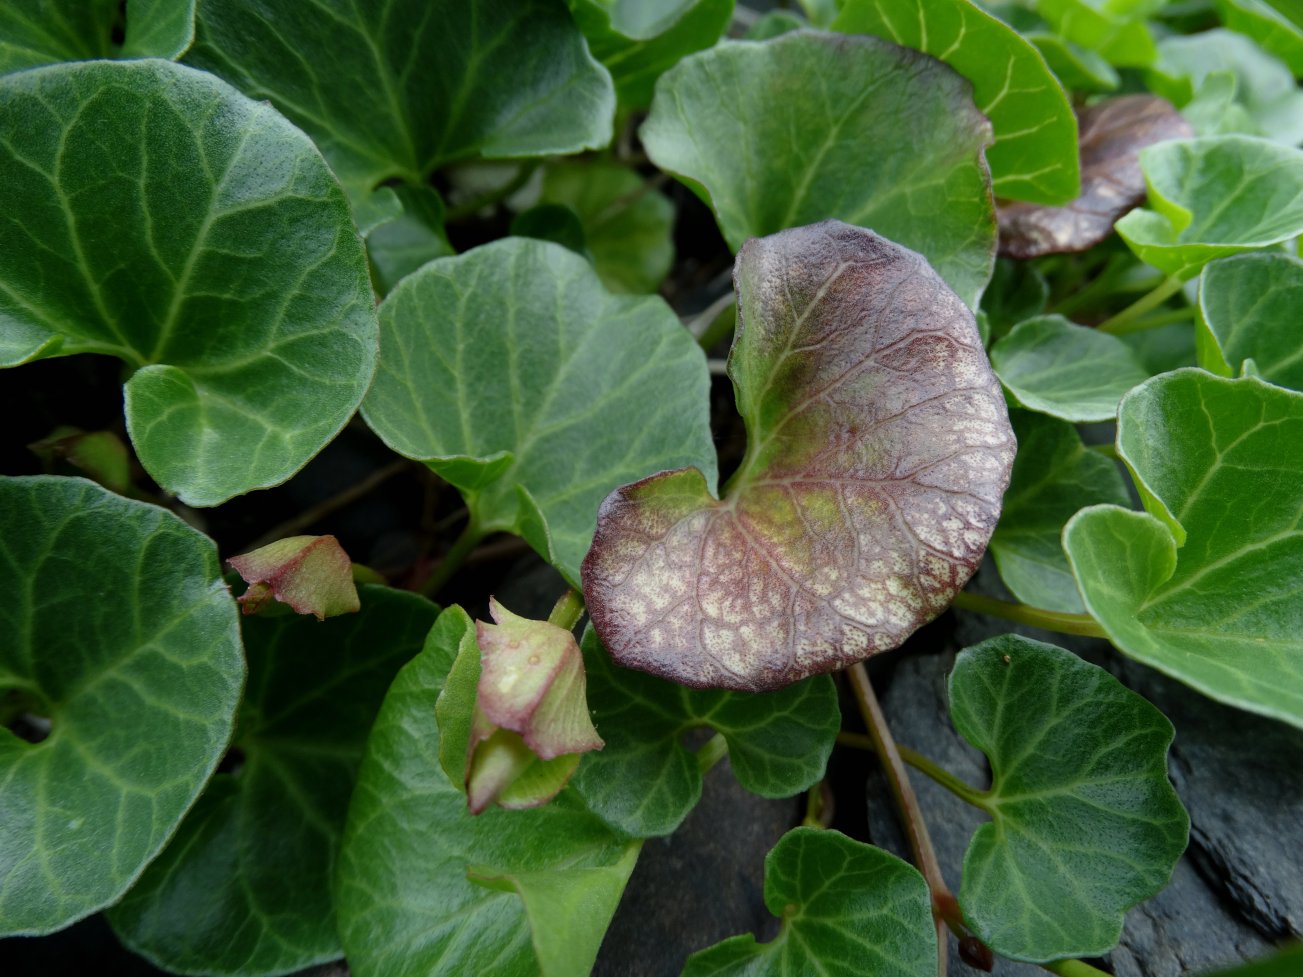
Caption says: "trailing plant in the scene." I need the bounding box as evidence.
[1,1,1300,976]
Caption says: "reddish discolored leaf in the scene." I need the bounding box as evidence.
[227,534,360,620]
[582,221,1015,692]
[998,96,1193,259]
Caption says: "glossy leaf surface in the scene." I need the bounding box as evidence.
[583,222,1015,691]
[568,0,734,108]
[191,0,614,199]
[640,31,997,308]
[0,0,195,74]
[570,629,838,837]
[1065,370,1303,727]
[335,607,639,977]
[680,828,936,977]
[989,411,1130,613]
[0,59,378,506]
[1034,0,1158,67]
[1216,0,1303,75]
[952,634,1188,961]
[834,0,1080,204]
[107,586,436,977]
[0,477,243,935]
[1198,253,1303,390]
[991,314,1150,421]
[1116,135,1303,279]
[998,95,1192,258]
[362,238,716,586]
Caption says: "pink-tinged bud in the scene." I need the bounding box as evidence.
[464,598,603,814]
[227,535,360,621]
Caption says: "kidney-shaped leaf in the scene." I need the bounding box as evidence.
[640,31,997,308]
[0,0,195,75]
[190,0,613,200]
[362,237,716,586]
[334,606,639,977]
[989,411,1131,614]
[583,222,1015,691]
[1216,0,1303,76]
[1115,135,1303,279]
[998,95,1192,259]
[1065,370,1303,727]
[681,827,936,977]
[1198,253,1303,391]
[834,0,1080,205]
[567,0,733,109]
[991,314,1151,422]
[951,634,1188,962]
[570,628,838,837]
[0,59,378,506]
[0,476,243,936]
[107,585,437,977]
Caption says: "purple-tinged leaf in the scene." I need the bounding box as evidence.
[582,221,1015,692]
[227,534,360,621]
[998,96,1192,259]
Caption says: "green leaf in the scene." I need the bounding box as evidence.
[1064,369,1303,727]
[584,222,1015,691]
[567,0,734,108]
[744,10,808,39]
[991,314,1151,421]
[1116,135,1303,280]
[1198,253,1303,390]
[680,827,937,977]
[640,31,998,308]
[0,476,243,935]
[361,237,716,586]
[834,0,1080,205]
[570,628,839,837]
[511,205,591,260]
[120,0,197,60]
[1028,32,1120,91]
[190,0,615,199]
[106,586,437,977]
[981,260,1049,345]
[1215,0,1303,77]
[951,634,1189,962]
[0,59,378,506]
[534,160,676,294]
[990,411,1131,613]
[997,95,1193,259]
[334,606,639,977]
[0,0,195,75]
[365,186,454,297]
[1033,0,1159,67]
[1148,30,1303,145]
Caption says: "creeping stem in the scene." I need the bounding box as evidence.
[848,663,969,977]
[950,591,1108,639]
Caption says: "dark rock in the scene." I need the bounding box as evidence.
[593,759,796,976]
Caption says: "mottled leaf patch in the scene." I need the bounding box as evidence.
[583,221,1015,691]
[999,95,1192,259]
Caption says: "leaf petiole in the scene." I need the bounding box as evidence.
[695,732,729,774]
[1042,959,1114,977]
[421,517,485,597]
[1095,275,1185,334]
[547,589,586,631]
[950,591,1108,639]
[838,732,993,813]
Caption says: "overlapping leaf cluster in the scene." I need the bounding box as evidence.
[0,1,1298,975]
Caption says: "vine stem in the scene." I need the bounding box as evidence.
[420,518,484,598]
[950,591,1108,639]
[241,460,408,551]
[1096,276,1185,334]
[687,292,737,348]
[547,589,585,631]
[1042,959,1113,977]
[836,733,992,812]
[847,663,964,977]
